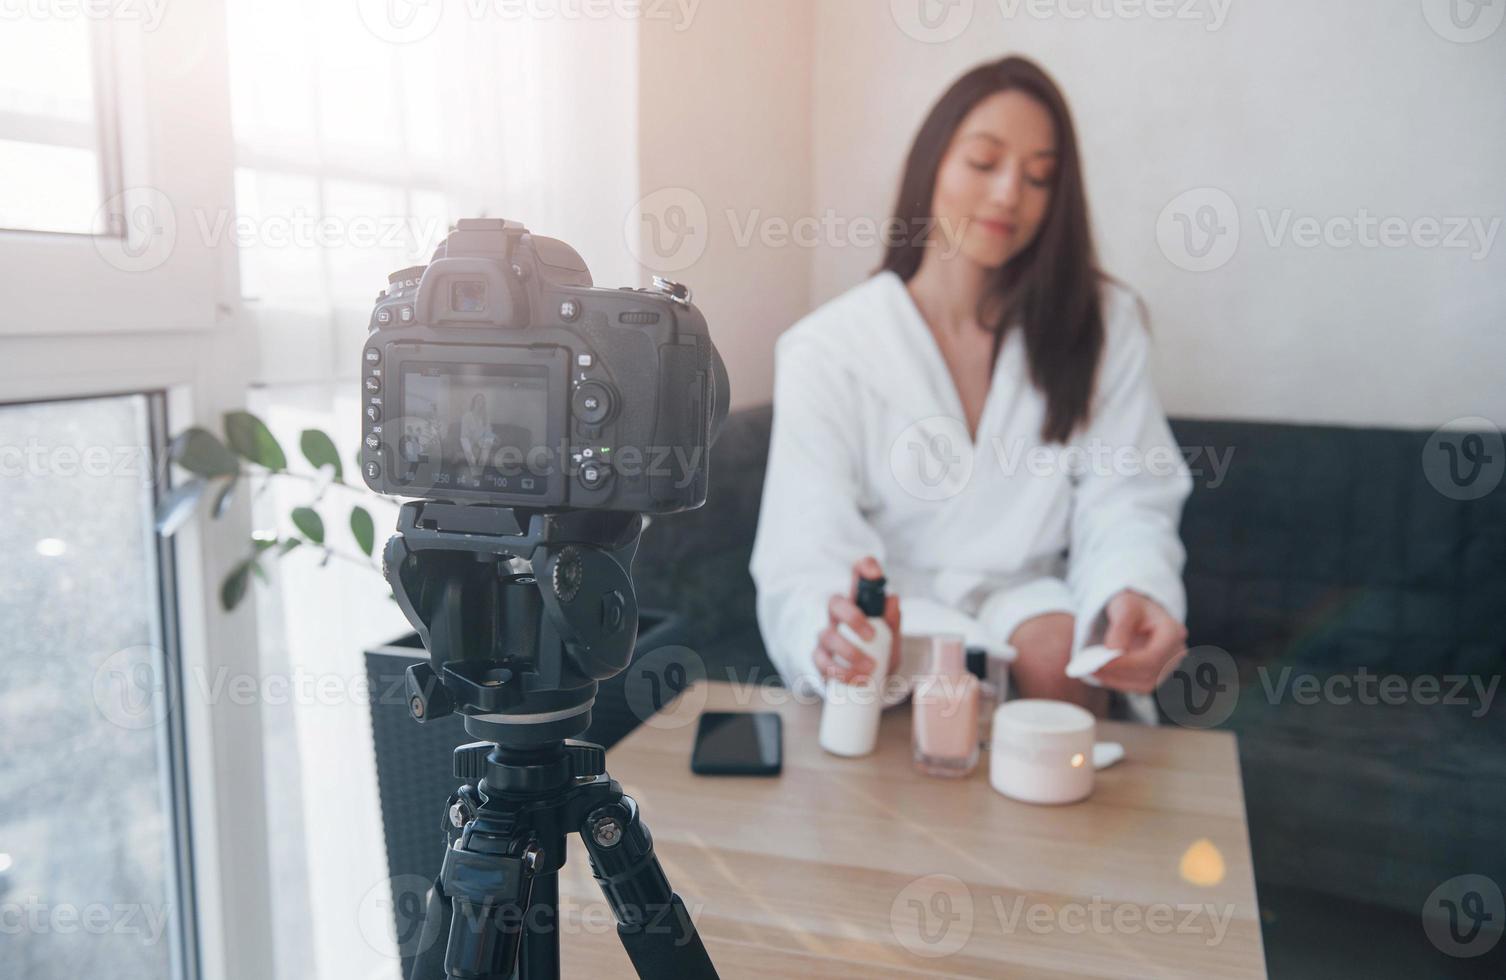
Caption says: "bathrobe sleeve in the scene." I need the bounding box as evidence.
[749,331,887,699]
[1066,292,1193,650]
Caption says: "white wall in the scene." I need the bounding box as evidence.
[637,0,815,412]
[803,0,1506,429]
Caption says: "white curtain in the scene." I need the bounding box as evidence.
[225,0,640,383]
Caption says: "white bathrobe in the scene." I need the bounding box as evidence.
[748,271,1192,720]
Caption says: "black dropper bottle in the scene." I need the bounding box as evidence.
[855,575,887,618]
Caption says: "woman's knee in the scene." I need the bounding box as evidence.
[1009,612,1075,672]
[1008,612,1107,713]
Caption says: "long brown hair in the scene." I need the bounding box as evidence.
[881,56,1104,443]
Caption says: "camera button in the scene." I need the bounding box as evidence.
[376,308,393,326]
[576,352,593,368]
[366,405,382,423]
[579,463,610,491]
[560,300,581,322]
[364,460,381,482]
[601,590,625,632]
[398,305,414,324]
[364,376,381,393]
[573,382,614,425]
[364,347,382,366]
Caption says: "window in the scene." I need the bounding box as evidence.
[0,17,121,236]
[221,1,641,380]
[0,393,196,980]
[226,0,452,319]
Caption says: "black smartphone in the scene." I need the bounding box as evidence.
[690,712,782,776]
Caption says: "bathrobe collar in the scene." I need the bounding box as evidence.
[863,270,1016,446]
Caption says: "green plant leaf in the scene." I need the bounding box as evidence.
[278,539,301,556]
[221,560,253,611]
[291,506,325,544]
[170,428,239,478]
[350,505,375,556]
[224,411,287,471]
[300,429,343,480]
[211,476,238,519]
[155,478,207,536]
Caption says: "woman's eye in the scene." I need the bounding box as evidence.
[967,159,995,172]
[1025,170,1056,189]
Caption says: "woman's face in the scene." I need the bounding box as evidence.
[929,90,1059,270]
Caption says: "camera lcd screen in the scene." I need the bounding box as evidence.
[397,363,551,493]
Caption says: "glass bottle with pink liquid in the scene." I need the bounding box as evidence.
[912,634,981,777]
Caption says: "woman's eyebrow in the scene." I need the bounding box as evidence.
[962,132,1059,158]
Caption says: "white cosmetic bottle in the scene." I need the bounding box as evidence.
[819,575,894,757]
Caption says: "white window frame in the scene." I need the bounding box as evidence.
[0,368,278,980]
[0,13,238,336]
[0,5,275,980]
[0,17,123,237]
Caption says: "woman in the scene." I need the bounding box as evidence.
[460,392,497,472]
[749,57,1191,720]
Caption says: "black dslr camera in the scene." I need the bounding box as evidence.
[359,218,727,513]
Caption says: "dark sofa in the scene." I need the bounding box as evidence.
[625,405,1506,974]
[368,405,1504,977]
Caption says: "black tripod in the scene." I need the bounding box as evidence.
[385,501,720,980]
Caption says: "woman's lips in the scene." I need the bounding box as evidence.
[975,217,1016,238]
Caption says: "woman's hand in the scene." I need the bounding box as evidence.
[1092,590,1188,695]
[813,556,902,685]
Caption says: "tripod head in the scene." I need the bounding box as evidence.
[384,500,645,747]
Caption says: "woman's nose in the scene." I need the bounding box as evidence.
[991,164,1023,210]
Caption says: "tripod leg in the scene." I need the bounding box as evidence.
[408,876,451,980]
[581,796,720,980]
[513,871,560,980]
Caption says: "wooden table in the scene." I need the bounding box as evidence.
[556,681,1268,978]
